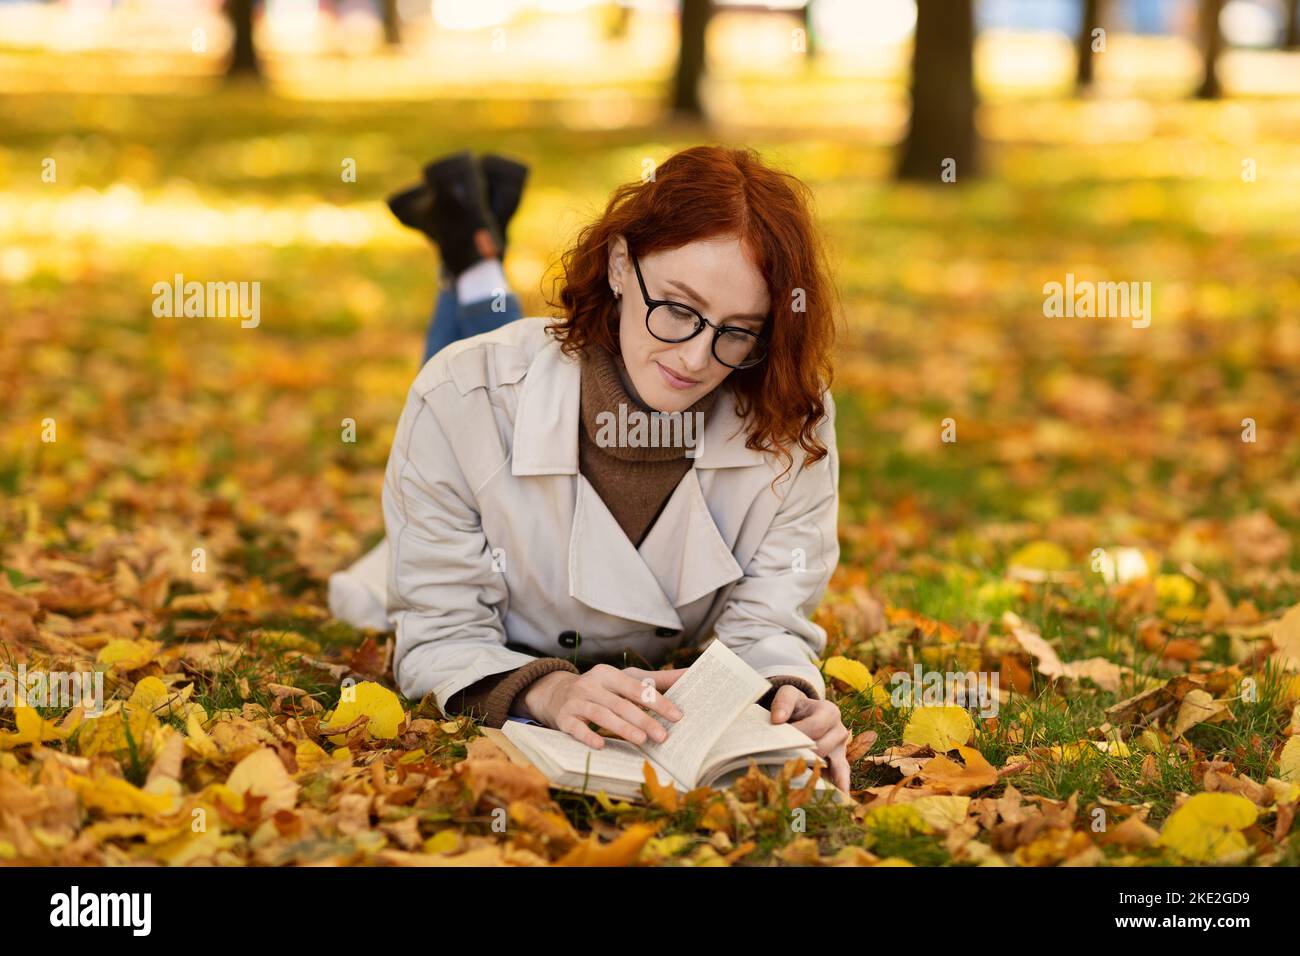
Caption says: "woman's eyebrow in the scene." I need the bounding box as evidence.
[665,278,766,322]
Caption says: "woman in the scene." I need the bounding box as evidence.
[337,145,849,790]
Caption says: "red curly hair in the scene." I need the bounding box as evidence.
[544,145,840,475]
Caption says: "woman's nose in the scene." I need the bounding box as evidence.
[679,331,713,372]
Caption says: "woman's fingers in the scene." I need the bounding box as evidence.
[828,749,851,792]
[570,699,657,748]
[588,687,670,744]
[556,714,607,750]
[769,684,805,723]
[600,667,683,724]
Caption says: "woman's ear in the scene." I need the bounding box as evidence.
[606,234,629,297]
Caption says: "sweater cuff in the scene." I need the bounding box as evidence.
[758,675,820,710]
[447,657,579,729]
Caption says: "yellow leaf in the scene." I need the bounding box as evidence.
[594,790,637,814]
[903,706,974,752]
[1279,736,1300,783]
[908,795,971,831]
[323,682,405,742]
[226,748,298,818]
[423,830,461,855]
[824,656,890,704]
[70,773,177,817]
[128,676,171,713]
[294,739,330,772]
[1158,793,1258,864]
[1007,541,1071,572]
[184,708,219,759]
[0,705,66,749]
[78,706,162,761]
[96,639,161,673]
[824,656,870,691]
[1155,574,1197,608]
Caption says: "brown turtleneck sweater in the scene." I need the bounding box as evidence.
[445,344,818,727]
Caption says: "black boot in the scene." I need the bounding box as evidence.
[479,153,529,256]
[421,150,502,278]
[385,179,452,284]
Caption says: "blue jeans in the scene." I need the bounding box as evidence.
[422,283,524,365]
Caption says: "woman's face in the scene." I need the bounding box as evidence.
[606,234,769,414]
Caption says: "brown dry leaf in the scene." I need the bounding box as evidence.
[555,823,658,866]
[35,574,115,615]
[1229,512,1292,566]
[455,755,550,807]
[226,748,298,819]
[846,729,878,763]
[1172,689,1233,738]
[1271,604,1300,673]
[917,746,999,795]
[1100,814,1160,849]
[642,762,679,812]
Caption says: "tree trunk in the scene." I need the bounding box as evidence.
[1284,0,1299,49]
[671,0,712,119]
[898,0,979,181]
[1195,0,1224,99]
[1076,0,1101,90]
[604,1,632,41]
[382,0,402,47]
[225,0,260,79]
[802,0,816,59]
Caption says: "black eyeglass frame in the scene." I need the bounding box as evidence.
[629,252,768,370]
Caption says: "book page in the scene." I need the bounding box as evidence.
[636,639,771,786]
[501,721,683,790]
[701,702,820,775]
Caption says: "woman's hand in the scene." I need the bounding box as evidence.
[769,685,851,792]
[517,664,686,749]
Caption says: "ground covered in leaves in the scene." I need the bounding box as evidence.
[2,87,1300,866]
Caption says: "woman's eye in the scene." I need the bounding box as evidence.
[667,305,696,321]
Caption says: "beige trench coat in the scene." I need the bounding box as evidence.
[382,316,840,715]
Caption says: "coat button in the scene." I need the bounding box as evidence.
[558,630,581,649]
[654,627,680,638]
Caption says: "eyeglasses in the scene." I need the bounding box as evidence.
[629,252,768,370]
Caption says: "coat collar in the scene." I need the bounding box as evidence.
[511,338,759,628]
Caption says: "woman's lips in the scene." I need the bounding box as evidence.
[656,362,699,390]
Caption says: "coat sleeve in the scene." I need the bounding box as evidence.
[383,382,543,712]
[709,391,839,700]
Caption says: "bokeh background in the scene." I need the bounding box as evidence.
[2,0,1300,866]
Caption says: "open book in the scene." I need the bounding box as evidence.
[483,640,852,805]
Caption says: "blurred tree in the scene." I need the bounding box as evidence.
[898,0,979,181]
[1196,0,1224,99]
[603,1,633,40]
[1076,0,1104,90]
[225,0,260,80]
[671,0,713,118]
[1284,0,1299,48]
[382,0,402,47]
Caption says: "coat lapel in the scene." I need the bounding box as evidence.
[637,468,744,609]
[510,338,759,628]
